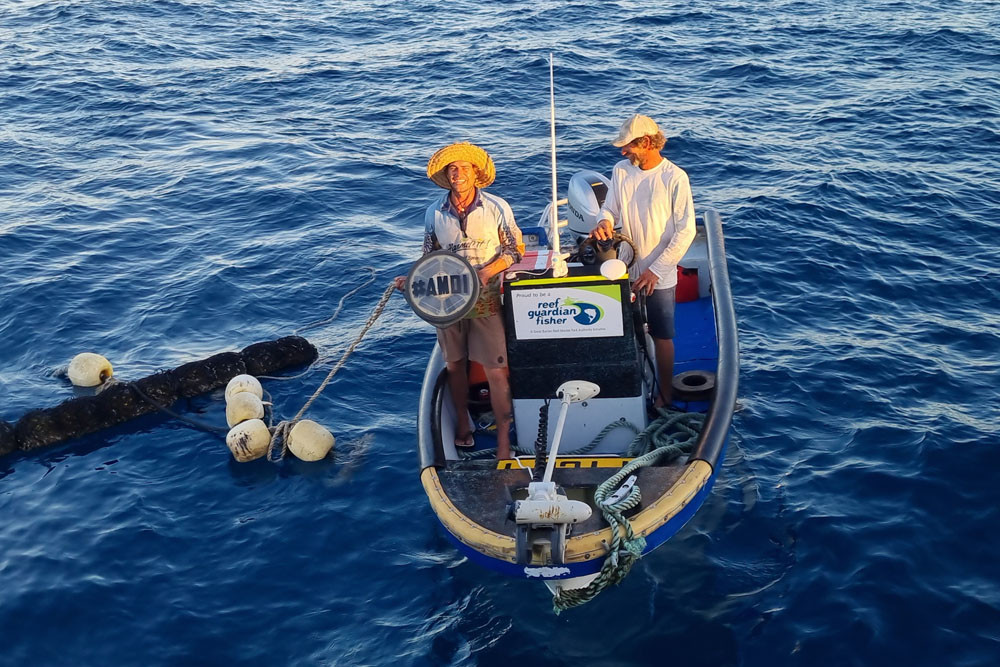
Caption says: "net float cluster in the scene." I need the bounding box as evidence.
[0,336,318,458]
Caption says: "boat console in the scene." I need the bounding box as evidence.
[502,262,649,455]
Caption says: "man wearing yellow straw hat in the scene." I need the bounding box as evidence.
[395,142,523,458]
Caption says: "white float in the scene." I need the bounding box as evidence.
[225,419,271,462]
[225,374,263,402]
[226,392,265,428]
[67,353,114,387]
[287,419,335,461]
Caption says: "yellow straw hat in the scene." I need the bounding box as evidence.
[426,142,496,189]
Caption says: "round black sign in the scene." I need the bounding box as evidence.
[403,251,481,328]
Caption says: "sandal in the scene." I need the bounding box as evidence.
[455,433,476,449]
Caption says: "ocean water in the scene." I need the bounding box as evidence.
[2,0,999,665]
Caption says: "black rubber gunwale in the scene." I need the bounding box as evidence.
[688,210,739,468]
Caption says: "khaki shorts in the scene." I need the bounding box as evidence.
[437,315,508,368]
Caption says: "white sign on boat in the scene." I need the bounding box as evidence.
[510,284,624,340]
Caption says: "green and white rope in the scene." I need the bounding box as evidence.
[552,408,705,613]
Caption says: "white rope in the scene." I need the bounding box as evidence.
[257,267,379,382]
[267,283,396,462]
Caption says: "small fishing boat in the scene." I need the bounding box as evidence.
[406,164,738,609]
[404,58,737,610]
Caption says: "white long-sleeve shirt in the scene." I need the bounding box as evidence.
[598,157,696,290]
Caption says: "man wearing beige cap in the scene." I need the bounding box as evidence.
[395,142,523,458]
[590,114,696,406]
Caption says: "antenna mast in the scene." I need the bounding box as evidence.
[548,53,567,277]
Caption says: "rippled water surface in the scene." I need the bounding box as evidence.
[2,1,999,665]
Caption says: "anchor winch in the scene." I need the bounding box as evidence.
[513,381,599,565]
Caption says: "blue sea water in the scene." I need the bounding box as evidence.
[2,0,999,664]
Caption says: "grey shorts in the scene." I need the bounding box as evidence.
[645,287,676,340]
[436,314,508,368]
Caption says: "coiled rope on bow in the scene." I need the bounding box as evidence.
[267,282,396,462]
[552,408,705,613]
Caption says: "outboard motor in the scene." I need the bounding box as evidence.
[566,170,613,243]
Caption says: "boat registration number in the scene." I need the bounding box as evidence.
[496,457,633,470]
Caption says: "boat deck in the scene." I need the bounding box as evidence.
[436,460,689,536]
[674,293,719,375]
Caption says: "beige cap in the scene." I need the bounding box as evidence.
[612,114,661,147]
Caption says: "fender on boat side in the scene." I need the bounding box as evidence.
[420,467,518,562]
[563,460,714,563]
[418,344,447,470]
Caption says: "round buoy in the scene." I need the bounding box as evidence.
[67,353,113,387]
[226,392,265,428]
[287,419,335,461]
[403,250,481,328]
[225,374,263,402]
[672,370,717,402]
[226,419,270,462]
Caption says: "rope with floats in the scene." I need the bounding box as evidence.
[117,273,393,456]
[171,274,397,463]
[267,282,396,462]
[0,273,399,462]
[0,336,319,458]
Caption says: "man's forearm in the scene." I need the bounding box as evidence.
[479,256,511,283]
